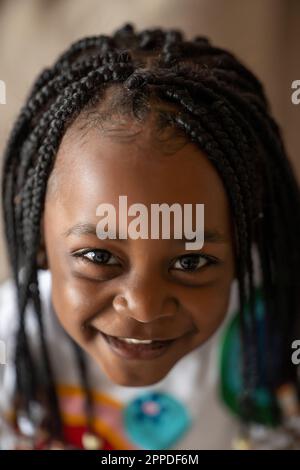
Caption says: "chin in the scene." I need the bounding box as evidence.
[108,373,167,388]
[97,360,171,387]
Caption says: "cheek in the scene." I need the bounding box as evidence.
[50,277,99,339]
[187,281,233,336]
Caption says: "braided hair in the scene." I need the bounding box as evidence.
[2,22,300,440]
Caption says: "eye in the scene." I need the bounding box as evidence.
[73,249,120,266]
[172,253,216,272]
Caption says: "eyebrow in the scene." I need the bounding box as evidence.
[62,222,228,244]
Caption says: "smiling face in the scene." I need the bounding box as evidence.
[42,109,236,387]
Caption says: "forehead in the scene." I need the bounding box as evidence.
[45,118,232,232]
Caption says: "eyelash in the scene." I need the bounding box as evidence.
[172,253,218,272]
[72,249,219,273]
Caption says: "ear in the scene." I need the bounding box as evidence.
[37,214,49,270]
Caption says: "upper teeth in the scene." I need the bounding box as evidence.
[120,338,153,344]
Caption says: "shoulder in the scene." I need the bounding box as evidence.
[0,269,52,339]
[0,275,19,342]
[0,269,63,411]
[0,276,19,422]
[0,269,58,377]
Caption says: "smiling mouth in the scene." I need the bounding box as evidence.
[98,331,180,360]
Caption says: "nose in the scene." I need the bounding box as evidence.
[112,273,179,323]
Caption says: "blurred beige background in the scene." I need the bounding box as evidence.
[0,0,299,282]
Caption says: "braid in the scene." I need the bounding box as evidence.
[209,78,300,379]
[2,22,299,441]
[29,277,63,437]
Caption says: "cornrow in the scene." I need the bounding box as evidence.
[2,22,300,442]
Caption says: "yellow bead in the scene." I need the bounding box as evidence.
[82,432,103,450]
[232,437,251,450]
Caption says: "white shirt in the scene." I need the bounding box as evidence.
[0,269,241,450]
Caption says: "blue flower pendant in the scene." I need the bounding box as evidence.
[123,391,192,449]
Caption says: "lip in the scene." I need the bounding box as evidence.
[99,332,180,360]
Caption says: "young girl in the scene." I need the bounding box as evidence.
[1,22,300,450]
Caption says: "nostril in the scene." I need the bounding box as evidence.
[113,294,128,312]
